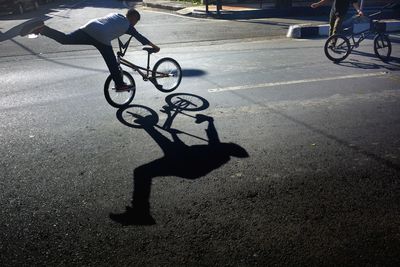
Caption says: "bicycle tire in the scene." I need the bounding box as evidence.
[104,71,136,108]
[324,34,351,63]
[374,34,392,62]
[152,57,182,93]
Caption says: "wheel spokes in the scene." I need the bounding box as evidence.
[155,62,181,89]
[325,35,350,62]
[108,74,135,106]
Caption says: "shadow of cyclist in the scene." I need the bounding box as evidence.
[109,113,249,225]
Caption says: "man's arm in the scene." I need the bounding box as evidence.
[311,0,329,8]
[352,1,364,16]
[126,26,160,52]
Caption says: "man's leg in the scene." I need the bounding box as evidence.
[329,11,336,36]
[95,44,124,87]
[332,16,344,35]
[44,28,125,87]
[41,27,93,45]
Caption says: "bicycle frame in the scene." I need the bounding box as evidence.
[346,28,375,50]
[116,36,168,82]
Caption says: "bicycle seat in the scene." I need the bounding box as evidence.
[143,47,156,54]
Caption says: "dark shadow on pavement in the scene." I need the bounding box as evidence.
[8,38,109,73]
[182,69,207,77]
[338,51,400,70]
[109,93,249,225]
[0,0,134,21]
[0,16,51,42]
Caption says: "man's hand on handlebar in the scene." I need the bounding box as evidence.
[353,2,364,17]
[149,42,160,53]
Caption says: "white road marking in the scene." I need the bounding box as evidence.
[208,72,388,93]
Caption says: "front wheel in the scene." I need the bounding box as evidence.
[324,34,351,63]
[152,57,182,93]
[104,71,136,108]
[374,34,392,62]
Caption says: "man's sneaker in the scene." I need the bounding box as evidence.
[109,206,155,226]
[115,83,134,92]
[20,20,44,37]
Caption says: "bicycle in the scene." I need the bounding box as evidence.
[104,36,182,108]
[324,2,396,63]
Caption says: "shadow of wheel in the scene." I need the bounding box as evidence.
[117,105,159,129]
[165,93,209,112]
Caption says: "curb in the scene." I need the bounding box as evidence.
[287,20,400,38]
[142,0,193,11]
[143,1,332,20]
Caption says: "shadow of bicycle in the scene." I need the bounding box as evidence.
[336,50,400,71]
[110,93,249,225]
[337,60,400,70]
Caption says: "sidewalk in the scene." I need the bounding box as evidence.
[142,0,334,19]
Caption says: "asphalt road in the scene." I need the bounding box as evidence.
[1,0,400,266]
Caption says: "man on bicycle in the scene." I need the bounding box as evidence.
[311,0,364,36]
[20,8,160,92]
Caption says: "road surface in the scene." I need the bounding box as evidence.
[1,0,400,265]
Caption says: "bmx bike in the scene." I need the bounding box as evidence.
[324,2,396,63]
[104,36,182,108]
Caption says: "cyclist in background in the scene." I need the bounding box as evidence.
[311,0,364,36]
[20,8,159,92]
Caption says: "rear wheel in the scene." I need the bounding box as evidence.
[374,34,392,62]
[104,71,136,108]
[324,34,351,63]
[152,58,182,93]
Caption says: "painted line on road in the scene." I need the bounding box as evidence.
[208,72,388,93]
